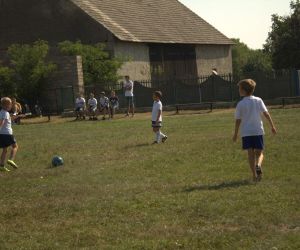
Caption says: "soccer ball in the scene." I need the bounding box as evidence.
[52,156,64,167]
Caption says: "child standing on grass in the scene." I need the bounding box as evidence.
[233,79,277,181]
[109,91,119,119]
[152,91,167,144]
[99,91,110,120]
[0,97,19,172]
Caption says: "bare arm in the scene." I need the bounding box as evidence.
[263,111,277,135]
[233,119,241,142]
[0,119,4,127]
[156,110,161,122]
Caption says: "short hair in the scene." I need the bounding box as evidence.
[154,91,162,99]
[1,97,12,107]
[237,79,256,95]
[100,91,105,95]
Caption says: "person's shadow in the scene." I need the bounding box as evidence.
[183,180,252,192]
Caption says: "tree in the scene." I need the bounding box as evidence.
[264,0,300,69]
[7,40,56,103]
[58,41,124,86]
[0,65,15,97]
[231,38,272,79]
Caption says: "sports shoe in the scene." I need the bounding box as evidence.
[7,160,18,169]
[162,136,168,143]
[0,166,10,172]
[152,141,159,144]
[256,165,262,181]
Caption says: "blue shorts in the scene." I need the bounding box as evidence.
[242,135,264,150]
[126,96,134,106]
[0,134,17,148]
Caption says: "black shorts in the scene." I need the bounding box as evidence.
[75,107,84,112]
[0,134,16,148]
[152,121,162,128]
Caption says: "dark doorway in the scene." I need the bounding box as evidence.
[149,44,197,81]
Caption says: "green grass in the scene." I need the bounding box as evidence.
[0,109,299,249]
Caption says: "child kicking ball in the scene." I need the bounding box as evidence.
[0,97,19,172]
[233,79,277,181]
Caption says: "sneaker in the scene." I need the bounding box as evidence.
[162,136,168,143]
[152,141,159,144]
[7,160,18,169]
[256,165,262,181]
[0,166,10,172]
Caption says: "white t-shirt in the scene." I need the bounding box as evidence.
[235,96,268,137]
[152,100,163,122]
[88,98,97,108]
[75,97,86,108]
[0,109,13,135]
[124,80,134,97]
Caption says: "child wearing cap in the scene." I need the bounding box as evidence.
[99,92,110,120]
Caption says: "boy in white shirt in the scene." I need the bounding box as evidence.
[88,93,98,120]
[75,94,86,120]
[233,79,277,181]
[99,92,109,120]
[0,97,19,172]
[152,91,167,144]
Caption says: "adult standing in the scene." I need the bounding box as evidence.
[124,75,134,117]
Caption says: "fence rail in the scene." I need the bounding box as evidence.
[42,70,300,114]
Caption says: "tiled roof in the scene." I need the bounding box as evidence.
[71,0,233,45]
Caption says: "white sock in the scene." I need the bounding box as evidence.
[160,131,166,138]
[156,131,161,142]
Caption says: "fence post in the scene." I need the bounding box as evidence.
[55,89,59,114]
[229,73,233,102]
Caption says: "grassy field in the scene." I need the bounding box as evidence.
[0,108,299,249]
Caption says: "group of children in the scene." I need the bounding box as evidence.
[1,78,277,182]
[75,91,119,121]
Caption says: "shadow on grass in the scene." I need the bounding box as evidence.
[125,143,151,149]
[184,180,252,192]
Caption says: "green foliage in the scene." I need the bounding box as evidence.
[232,39,273,79]
[58,41,124,86]
[7,40,56,102]
[264,0,300,69]
[0,65,15,97]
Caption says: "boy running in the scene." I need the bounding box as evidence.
[152,91,167,144]
[0,97,19,172]
[233,79,277,181]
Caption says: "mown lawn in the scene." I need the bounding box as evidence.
[0,108,299,250]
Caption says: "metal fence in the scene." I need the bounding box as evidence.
[42,70,300,113]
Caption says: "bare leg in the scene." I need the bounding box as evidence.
[255,150,264,167]
[1,148,8,165]
[131,103,135,117]
[9,144,18,161]
[247,149,257,181]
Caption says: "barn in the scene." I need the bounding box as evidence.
[0,0,233,82]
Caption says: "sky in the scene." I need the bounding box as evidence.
[178,0,291,49]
